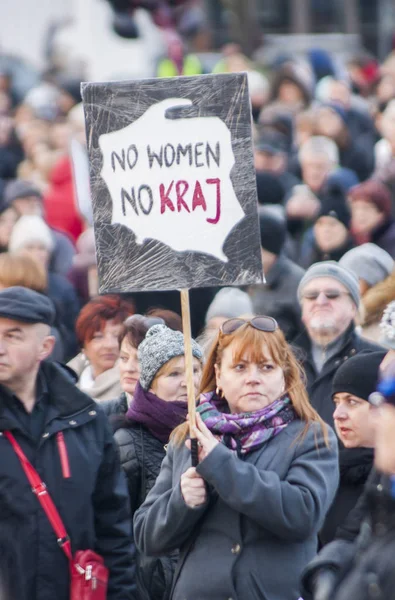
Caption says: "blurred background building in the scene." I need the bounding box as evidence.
[1,1,394,84]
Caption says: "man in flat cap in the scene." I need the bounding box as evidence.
[0,287,136,599]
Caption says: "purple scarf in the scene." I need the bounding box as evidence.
[197,392,296,455]
[126,382,188,443]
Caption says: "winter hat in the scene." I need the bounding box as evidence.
[9,215,54,254]
[4,179,42,205]
[205,288,253,325]
[348,180,392,219]
[271,62,314,106]
[339,244,394,287]
[255,129,288,154]
[380,301,395,349]
[138,324,203,391]
[326,168,359,194]
[0,286,55,327]
[316,188,351,229]
[55,75,82,105]
[332,350,387,401]
[24,82,60,121]
[297,261,360,306]
[308,48,336,82]
[258,207,286,255]
[255,171,286,205]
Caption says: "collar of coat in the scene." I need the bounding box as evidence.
[0,361,96,423]
[294,321,355,354]
[293,321,357,374]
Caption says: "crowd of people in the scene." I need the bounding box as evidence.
[2,12,395,600]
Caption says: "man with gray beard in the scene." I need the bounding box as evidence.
[293,261,382,428]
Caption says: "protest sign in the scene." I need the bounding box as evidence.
[82,73,263,464]
[81,73,263,294]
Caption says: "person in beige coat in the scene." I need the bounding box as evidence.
[68,294,134,401]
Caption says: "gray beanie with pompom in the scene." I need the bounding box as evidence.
[138,324,203,391]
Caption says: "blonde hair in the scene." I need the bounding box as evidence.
[150,355,202,395]
[171,323,329,446]
[0,253,47,292]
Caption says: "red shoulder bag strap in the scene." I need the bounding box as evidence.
[4,431,73,563]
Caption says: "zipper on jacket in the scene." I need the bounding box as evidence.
[56,432,71,479]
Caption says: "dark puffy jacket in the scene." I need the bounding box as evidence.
[293,324,382,544]
[301,468,380,599]
[114,421,176,600]
[0,362,136,600]
[319,447,373,545]
[332,478,395,600]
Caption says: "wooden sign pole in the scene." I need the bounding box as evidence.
[180,288,199,466]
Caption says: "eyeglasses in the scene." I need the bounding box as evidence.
[220,316,278,335]
[301,289,351,301]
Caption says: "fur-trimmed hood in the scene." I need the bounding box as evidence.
[360,269,395,326]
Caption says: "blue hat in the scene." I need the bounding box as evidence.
[0,287,55,326]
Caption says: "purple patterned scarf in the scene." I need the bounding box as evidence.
[197,391,296,455]
[126,382,188,444]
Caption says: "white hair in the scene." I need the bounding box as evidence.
[299,136,339,165]
[9,215,54,254]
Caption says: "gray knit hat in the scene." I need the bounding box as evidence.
[339,243,394,287]
[138,324,203,391]
[380,301,395,349]
[205,287,253,324]
[297,260,360,306]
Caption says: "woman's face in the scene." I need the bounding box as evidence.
[150,356,201,402]
[83,318,123,378]
[0,207,18,248]
[316,108,343,139]
[119,337,140,395]
[314,216,348,252]
[278,81,303,105]
[20,242,50,269]
[215,341,285,414]
[333,393,376,448]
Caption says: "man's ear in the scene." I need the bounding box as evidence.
[39,336,56,362]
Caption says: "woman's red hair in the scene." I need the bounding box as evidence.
[172,323,329,446]
[76,295,135,346]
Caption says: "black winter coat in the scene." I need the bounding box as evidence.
[301,468,381,599]
[0,362,136,600]
[293,324,382,545]
[114,419,176,600]
[333,476,395,600]
[293,323,382,428]
[319,448,373,545]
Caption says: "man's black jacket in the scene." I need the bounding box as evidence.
[0,361,136,600]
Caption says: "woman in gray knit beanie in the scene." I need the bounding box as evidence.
[114,323,203,599]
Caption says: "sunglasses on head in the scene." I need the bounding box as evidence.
[220,316,278,335]
[302,289,351,301]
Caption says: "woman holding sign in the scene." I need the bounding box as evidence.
[115,323,203,600]
[134,317,339,600]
